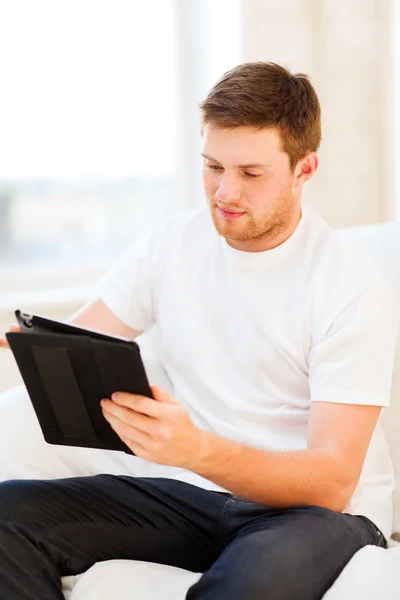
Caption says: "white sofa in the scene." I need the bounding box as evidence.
[0,220,400,599]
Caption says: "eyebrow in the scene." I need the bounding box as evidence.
[201,153,271,169]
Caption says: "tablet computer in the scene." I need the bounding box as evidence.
[6,310,153,454]
[15,310,133,343]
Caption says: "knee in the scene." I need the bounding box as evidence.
[188,567,302,600]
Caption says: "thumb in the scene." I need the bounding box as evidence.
[150,384,177,404]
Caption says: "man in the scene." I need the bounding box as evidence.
[0,61,399,600]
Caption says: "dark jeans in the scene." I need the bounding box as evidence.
[0,475,386,600]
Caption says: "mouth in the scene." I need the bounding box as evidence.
[216,206,246,219]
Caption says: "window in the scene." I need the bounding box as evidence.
[0,0,241,298]
[0,0,179,273]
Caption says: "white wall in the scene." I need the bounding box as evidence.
[239,0,397,227]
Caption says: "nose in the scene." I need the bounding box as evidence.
[216,173,241,203]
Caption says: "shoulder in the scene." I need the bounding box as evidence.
[151,205,218,264]
[149,204,212,243]
[127,205,213,263]
[303,206,396,292]
[301,207,399,332]
[170,204,215,242]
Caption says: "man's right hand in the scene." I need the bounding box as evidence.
[0,324,21,349]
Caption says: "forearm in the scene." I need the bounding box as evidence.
[192,431,352,512]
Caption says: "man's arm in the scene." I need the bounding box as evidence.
[70,298,142,340]
[192,401,381,512]
[102,386,382,513]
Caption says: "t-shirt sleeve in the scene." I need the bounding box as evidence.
[309,279,400,407]
[93,225,166,333]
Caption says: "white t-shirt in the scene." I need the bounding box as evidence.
[96,204,400,541]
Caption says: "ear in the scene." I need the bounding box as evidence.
[293,152,319,188]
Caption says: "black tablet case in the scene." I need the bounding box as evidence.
[6,327,152,454]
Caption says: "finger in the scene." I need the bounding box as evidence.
[111,392,167,418]
[9,323,20,332]
[103,410,150,448]
[118,433,146,458]
[150,384,178,404]
[101,400,154,434]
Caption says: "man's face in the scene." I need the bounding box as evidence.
[201,125,302,251]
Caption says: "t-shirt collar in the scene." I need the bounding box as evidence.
[221,206,308,270]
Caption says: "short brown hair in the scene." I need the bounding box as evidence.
[200,62,321,169]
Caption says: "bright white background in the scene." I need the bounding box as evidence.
[0,1,176,180]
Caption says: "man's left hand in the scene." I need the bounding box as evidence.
[101,385,205,469]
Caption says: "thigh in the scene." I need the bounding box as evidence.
[0,475,226,576]
[187,503,383,600]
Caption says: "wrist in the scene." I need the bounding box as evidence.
[188,429,217,473]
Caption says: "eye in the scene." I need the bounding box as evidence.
[244,172,262,178]
[206,163,223,171]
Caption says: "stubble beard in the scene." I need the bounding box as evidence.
[210,189,295,244]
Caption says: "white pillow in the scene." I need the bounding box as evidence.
[65,560,200,600]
